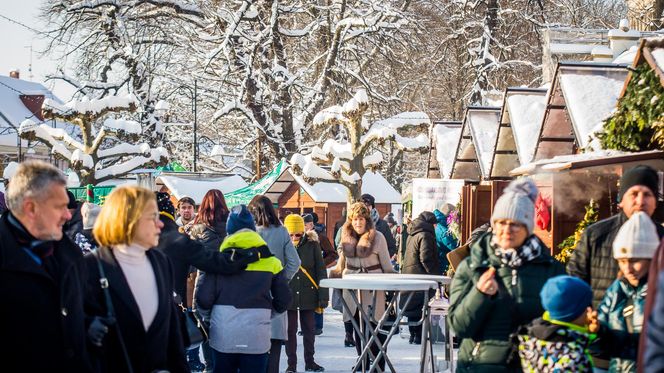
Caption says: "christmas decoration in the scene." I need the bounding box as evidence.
[555,199,599,263]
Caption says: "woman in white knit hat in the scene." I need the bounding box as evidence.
[448,178,565,372]
[594,211,659,372]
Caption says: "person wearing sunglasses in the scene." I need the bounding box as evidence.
[283,214,328,373]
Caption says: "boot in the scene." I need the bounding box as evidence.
[285,365,297,373]
[305,362,325,372]
[344,332,356,347]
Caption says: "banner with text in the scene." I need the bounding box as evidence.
[411,179,465,218]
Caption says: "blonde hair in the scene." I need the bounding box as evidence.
[346,202,374,229]
[93,186,156,247]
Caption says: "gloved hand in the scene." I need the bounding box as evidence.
[88,316,114,347]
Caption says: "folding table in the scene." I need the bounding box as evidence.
[320,278,437,373]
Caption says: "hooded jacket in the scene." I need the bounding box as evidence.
[289,230,329,311]
[433,209,459,273]
[196,229,292,354]
[402,214,441,276]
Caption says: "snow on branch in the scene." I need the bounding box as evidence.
[95,147,168,181]
[19,120,75,160]
[43,94,139,120]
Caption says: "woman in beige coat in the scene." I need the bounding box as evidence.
[331,202,395,369]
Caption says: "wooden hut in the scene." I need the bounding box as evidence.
[427,120,462,178]
[533,62,628,161]
[451,107,502,182]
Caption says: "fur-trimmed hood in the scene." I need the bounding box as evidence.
[341,222,377,258]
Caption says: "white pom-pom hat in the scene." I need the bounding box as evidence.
[613,211,659,260]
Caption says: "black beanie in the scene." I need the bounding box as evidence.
[619,165,660,202]
[155,192,176,216]
[66,190,78,209]
[360,194,375,208]
[303,213,314,223]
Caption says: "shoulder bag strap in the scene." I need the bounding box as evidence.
[92,249,135,373]
[299,266,319,289]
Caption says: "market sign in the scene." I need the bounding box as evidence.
[411,178,465,218]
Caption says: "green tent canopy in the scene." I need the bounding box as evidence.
[157,162,187,172]
[225,159,287,207]
[68,185,116,205]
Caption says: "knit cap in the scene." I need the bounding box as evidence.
[67,190,78,210]
[284,214,305,234]
[491,178,538,234]
[618,165,660,202]
[540,275,592,322]
[302,213,314,224]
[613,211,660,260]
[155,192,176,217]
[81,202,101,230]
[226,204,256,235]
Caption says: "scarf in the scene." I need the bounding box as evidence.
[341,224,377,258]
[492,234,542,285]
[7,212,55,263]
[370,208,380,225]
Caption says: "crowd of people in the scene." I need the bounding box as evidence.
[4,159,664,373]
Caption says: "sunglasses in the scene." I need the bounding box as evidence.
[290,233,303,238]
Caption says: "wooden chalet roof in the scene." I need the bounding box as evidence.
[490,88,547,180]
[533,62,628,162]
[427,120,462,178]
[450,106,501,181]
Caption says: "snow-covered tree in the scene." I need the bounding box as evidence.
[289,89,429,203]
[19,94,168,185]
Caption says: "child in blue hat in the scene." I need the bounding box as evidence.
[517,275,596,372]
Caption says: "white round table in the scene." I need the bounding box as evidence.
[343,273,451,285]
[320,278,438,373]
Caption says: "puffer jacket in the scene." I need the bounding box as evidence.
[196,229,292,354]
[518,314,594,373]
[595,277,647,373]
[568,213,664,308]
[449,233,565,372]
[433,209,458,273]
[289,231,328,310]
[401,215,441,317]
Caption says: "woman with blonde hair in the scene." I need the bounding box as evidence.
[85,186,187,372]
[331,202,396,369]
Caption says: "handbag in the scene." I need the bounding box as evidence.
[92,250,134,373]
[182,308,208,349]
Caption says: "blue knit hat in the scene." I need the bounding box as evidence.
[540,275,592,322]
[226,204,256,235]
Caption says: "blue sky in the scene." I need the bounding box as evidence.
[0,0,74,99]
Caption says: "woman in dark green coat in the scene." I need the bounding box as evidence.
[449,178,565,372]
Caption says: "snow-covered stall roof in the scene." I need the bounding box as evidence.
[0,75,65,148]
[533,62,628,161]
[510,150,663,175]
[451,107,501,181]
[428,121,462,179]
[491,88,547,179]
[156,174,248,204]
[286,170,401,204]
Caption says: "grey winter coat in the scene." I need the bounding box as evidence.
[257,224,301,340]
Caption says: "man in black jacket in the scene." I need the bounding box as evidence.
[361,193,398,257]
[0,161,94,372]
[568,165,664,309]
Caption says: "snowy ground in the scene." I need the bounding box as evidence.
[278,308,453,373]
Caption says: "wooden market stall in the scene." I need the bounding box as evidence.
[450,106,501,182]
[427,120,462,179]
[510,150,664,254]
[490,87,548,179]
[533,62,628,161]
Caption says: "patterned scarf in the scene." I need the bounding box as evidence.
[370,208,380,225]
[492,235,542,286]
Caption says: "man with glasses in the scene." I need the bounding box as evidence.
[360,194,397,258]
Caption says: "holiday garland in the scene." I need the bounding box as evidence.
[555,199,599,263]
[599,63,664,150]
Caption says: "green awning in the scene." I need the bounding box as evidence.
[68,186,116,205]
[225,159,287,207]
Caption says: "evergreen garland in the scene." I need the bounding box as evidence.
[555,199,599,264]
[599,63,664,150]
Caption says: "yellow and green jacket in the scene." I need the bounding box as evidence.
[195,229,292,354]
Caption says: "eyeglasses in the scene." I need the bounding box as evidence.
[494,220,526,232]
[290,233,303,238]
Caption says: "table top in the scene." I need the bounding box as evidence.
[343,273,452,285]
[320,278,438,291]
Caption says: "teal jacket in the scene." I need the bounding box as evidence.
[449,233,565,372]
[595,277,647,373]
